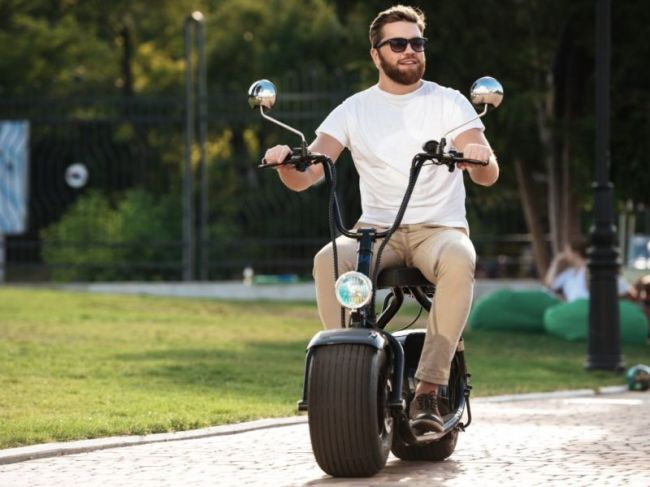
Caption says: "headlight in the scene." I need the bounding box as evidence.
[335,271,373,309]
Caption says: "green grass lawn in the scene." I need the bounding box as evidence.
[0,287,648,449]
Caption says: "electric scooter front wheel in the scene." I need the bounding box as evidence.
[307,344,394,477]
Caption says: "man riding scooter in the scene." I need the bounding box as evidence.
[263,4,499,434]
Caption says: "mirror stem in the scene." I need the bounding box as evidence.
[438,137,447,156]
[259,106,306,144]
[442,104,489,140]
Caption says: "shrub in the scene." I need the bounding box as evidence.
[41,189,181,281]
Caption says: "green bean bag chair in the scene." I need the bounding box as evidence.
[543,299,649,345]
[469,289,561,333]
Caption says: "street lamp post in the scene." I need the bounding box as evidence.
[586,0,624,372]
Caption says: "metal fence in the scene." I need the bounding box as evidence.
[1,96,186,281]
[6,72,643,282]
[0,72,364,282]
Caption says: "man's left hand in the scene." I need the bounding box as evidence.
[457,143,493,171]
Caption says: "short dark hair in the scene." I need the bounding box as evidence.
[369,5,426,48]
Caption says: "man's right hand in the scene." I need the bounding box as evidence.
[263,144,292,168]
[262,133,343,192]
[262,144,313,191]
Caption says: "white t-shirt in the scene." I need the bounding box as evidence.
[551,266,631,302]
[316,80,484,229]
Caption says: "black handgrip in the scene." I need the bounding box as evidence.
[448,150,488,166]
[456,156,489,166]
[258,149,296,169]
[258,147,320,172]
[463,158,489,166]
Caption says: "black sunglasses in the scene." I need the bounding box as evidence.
[374,37,427,53]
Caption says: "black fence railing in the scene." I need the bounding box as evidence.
[8,76,643,283]
[4,233,543,282]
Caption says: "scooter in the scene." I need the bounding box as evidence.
[248,76,503,477]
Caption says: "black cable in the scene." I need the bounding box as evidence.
[324,154,426,327]
[323,159,346,327]
[370,157,426,312]
[397,304,424,332]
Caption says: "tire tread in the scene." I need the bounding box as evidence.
[308,344,391,477]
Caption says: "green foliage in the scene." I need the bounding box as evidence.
[0,0,211,96]
[40,191,120,280]
[0,7,115,96]
[41,189,181,281]
[112,189,182,272]
[4,0,650,279]
[206,0,348,91]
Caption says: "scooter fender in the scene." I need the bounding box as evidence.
[298,328,406,412]
[306,328,389,351]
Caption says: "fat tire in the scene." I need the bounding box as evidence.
[307,344,393,477]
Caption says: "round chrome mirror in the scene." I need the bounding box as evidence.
[248,79,277,110]
[470,76,503,109]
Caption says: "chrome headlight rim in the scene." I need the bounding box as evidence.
[334,271,374,310]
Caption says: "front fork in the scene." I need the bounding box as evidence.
[349,228,376,327]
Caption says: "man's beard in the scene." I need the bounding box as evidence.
[379,52,425,86]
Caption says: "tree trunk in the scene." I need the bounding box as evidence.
[534,90,561,257]
[561,113,581,245]
[514,158,550,277]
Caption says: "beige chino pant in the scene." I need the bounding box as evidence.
[312,224,476,385]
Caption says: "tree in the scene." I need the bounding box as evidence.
[0,0,210,97]
[3,0,649,280]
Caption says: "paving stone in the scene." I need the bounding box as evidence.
[1,392,649,486]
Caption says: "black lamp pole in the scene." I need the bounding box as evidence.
[586,0,624,372]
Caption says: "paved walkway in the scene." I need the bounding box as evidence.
[47,278,544,303]
[1,391,649,486]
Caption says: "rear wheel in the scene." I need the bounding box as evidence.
[391,413,458,461]
[307,344,393,477]
[391,353,464,462]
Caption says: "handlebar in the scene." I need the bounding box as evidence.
[260,140,489,174]
[258,139,489,239]
[418,139,489,172]
[259,147,326,172]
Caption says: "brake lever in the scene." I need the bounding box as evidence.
[418,153,489,172]
[259,147,317,172]
[447,150,489,169]
[258,148,298,169]
[258,159,284,169]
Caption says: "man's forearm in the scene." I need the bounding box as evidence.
[278,165,320,192]
[469,155,499,186]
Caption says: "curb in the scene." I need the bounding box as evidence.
[472,384,628,403]
[0,416,307,466]
[0,385,629,466]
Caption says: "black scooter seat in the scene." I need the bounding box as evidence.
[377,266,434,290]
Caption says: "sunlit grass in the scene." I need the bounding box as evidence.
[0,288,647,448]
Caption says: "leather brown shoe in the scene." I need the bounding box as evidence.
[409,392,444,434]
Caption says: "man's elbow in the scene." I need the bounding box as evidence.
[485,174,499,186]
[473,171,499,186]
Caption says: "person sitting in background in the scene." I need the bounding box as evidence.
[632,275,650,336]
[541,238,648,345]
[544,237,634,302]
